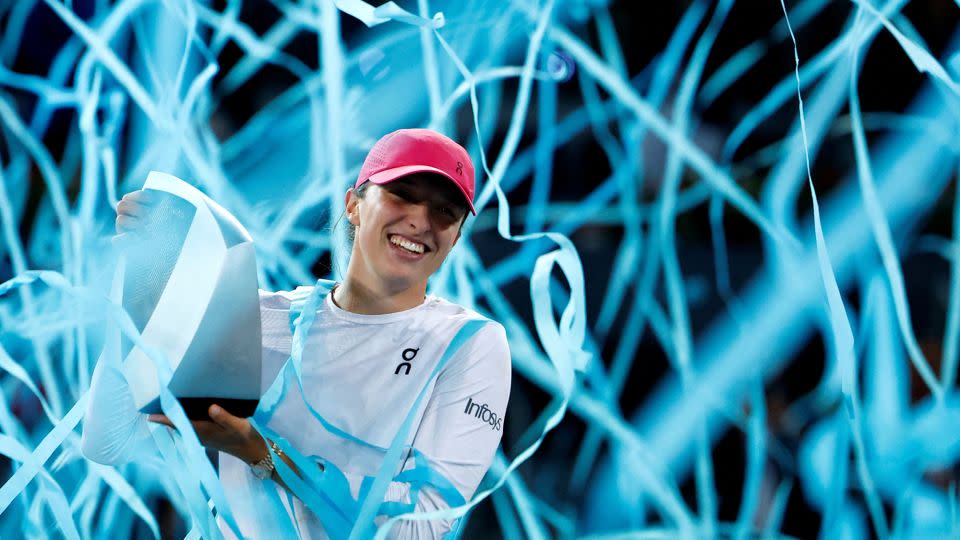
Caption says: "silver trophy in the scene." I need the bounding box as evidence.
[118,171,262,419]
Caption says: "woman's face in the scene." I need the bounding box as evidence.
[345,174,468,291]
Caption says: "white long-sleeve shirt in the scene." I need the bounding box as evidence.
[82,287,512,539]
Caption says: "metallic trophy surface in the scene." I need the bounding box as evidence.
[119,171,262,418]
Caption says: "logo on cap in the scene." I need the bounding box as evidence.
[456,161,463,176]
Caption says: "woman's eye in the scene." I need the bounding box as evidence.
[435,205,460,220]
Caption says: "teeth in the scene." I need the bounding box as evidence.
[390,235,425,254]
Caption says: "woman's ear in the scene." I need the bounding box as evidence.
[345,189,360,226]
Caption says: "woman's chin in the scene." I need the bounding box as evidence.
[376,268,424,290]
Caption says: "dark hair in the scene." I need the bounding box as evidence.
[345,181,373,243]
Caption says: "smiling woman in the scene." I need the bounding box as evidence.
[81,129,512,539]
[344,173,469,301]
[337,129,475,314]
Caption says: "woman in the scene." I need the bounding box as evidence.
[82,128,512,539]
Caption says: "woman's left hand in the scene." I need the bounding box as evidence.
[148,404,268,464]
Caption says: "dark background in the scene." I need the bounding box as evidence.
[3,1,959,538]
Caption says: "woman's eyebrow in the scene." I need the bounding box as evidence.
[436,194,457,204]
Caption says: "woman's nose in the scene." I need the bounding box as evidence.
[405,202,431,230]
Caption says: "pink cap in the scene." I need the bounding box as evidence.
[355,128,476,214]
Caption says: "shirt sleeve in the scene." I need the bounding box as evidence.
[381,320,513,538]
[84,289,282,466]
[80,356,155,466]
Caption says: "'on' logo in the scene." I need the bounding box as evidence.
[395,348,419,375]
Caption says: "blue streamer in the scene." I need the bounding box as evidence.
[3,1,960,537]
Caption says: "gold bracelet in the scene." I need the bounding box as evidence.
[268,439,284,460]
[266,440,326,473]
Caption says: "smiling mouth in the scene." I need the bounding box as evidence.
[389,234,428,254]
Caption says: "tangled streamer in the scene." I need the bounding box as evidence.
[1,0,960,538]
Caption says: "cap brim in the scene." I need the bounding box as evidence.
[366,165,476,215]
